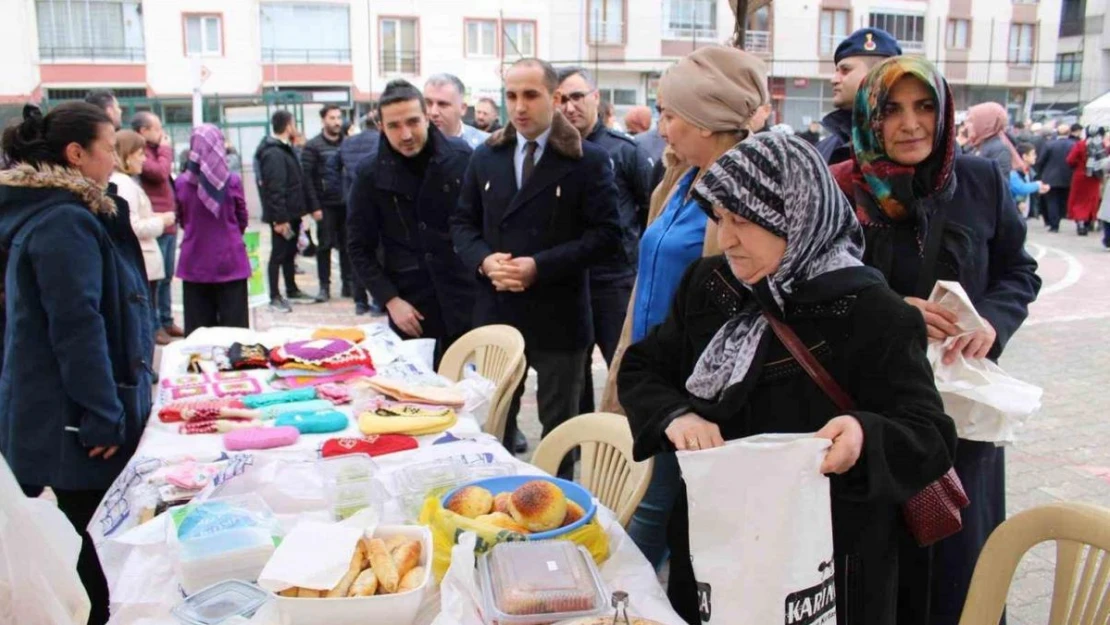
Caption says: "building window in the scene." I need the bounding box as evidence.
[588,0,624,45]
[502,21,535,57]
[380,17,418,74]
[1056,52,1082,82]
[36,0,146,62]
[946,19,969,50]
[869,12,925,53]
[744,6,771,52]
[600,88,638,105]
[663,0,717,40]
[185,14,221,56]
[465,20,496,58]
[260,3,350,63]
[1060,0,1084,36]
[1008,23,1035,65]
[819,9,849,56]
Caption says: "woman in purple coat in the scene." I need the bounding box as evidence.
[175,124,251,335]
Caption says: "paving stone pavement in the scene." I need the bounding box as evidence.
[158,218,1110,623]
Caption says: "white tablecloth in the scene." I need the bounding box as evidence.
[91,325,683,625]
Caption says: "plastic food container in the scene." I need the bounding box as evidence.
[395,456,516,520]
[274,525,433,625]
[441,475,597,540]
[317,455,385,521]
[478,541,607,624]
[171,579,271,625]
[173,494,280,595]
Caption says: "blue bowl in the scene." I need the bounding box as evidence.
[440,475,597,540]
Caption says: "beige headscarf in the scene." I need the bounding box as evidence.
[658,46,768,133]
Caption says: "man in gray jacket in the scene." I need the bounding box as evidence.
[424,74,489,149]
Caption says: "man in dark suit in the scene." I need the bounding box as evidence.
[451,58,620,473]
[1035,124,1077,232]
[347,80,476,365]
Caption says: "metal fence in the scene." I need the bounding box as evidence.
[38,46,144,62]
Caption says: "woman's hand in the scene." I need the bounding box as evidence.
[943,317,996,365]
[815,416,864,474]
[903,297,961,340]
[665,413,725,452]
[88,445,119,460]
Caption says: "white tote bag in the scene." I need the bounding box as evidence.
[678,434,836,625]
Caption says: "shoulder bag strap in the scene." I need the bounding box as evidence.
[762,311,856,412]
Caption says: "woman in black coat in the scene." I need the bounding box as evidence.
[830,58,1041,625]
[619,133,957,625]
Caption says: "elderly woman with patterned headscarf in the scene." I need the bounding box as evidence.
[830,57,1041,625]
[619,132,956,625]
[174,124,251,336]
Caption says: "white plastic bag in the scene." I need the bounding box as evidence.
[0,455,90,625]
[429,532,485,625]
[925,281,1043,444]
[678,434,836,625]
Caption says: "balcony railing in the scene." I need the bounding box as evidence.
[39,46,145,63]
[588,21,624,45]
[379,50,419,75]
[901,39,926,53]
[1060,19,1085,37]
[261,48,351,64]
[744,30,770,53]
[663,26,718,40]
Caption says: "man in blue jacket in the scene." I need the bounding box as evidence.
[817,28,901,164]
[327,115,381,314]
[347,80,476,363]
[556,66,654,416]
[451,58,620,473]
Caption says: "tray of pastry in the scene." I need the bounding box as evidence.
[478,540,607,624]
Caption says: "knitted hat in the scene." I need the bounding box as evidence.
[322,434,419,458]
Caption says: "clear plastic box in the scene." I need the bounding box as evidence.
[478,541,607,624]
[317,455,385,521]
[172,579,270,625]
[394,456,516,520]
[173,494,280,594]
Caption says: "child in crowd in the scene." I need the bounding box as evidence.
[1011,142,1050,218]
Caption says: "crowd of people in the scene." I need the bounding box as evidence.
[0,22,1052,625]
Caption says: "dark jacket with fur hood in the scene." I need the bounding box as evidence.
[0,164,154,490]
[450,111,621,350]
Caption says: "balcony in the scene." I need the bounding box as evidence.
[901,40,926,54]
[262,48,351,64]
[38,46,144,63]
[663,27,718,40]
[588,21,624,45]
[1060,19,1085,37]
[379,50,419,75]
[744,30,770,53]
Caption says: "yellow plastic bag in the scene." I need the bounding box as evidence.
[418,493,610,580]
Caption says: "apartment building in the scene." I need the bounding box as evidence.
[1036,0,1110,120]
[0,0,1063,135]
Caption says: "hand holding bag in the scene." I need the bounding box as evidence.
[762,311,969,547]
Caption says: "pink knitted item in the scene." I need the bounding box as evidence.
[159,398,246,423]
[315,383,352,405]
[179,416,258,435]
[224,426,301,450]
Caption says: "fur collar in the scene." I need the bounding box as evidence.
[0,163,116,216]
[484,111,583,159]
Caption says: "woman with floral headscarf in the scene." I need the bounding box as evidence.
[174,124,251,336]
[831,57,1041,625]
[619,132,956,625]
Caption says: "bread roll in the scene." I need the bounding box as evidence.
[326,568,359,598]
[295,587,323,598]
[348,568,378,597]
[367,538,400,593]
[445,485,494,518]
[561,500,586,527]
[278,587,299,598]
[384,534,408,554]
[391,539,422,579]
[476,512,530,534]
[398,566,425,593]
[492,491,512,515]
[509,480,568,532]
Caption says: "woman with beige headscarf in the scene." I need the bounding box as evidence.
[599,45,767,570]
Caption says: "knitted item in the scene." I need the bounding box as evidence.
[270,339,373,372]
[224,426,300,450]
[315,383,352,405]
[269,368,375,389]
[229,343,270,370]
[274,409,349,434]
[256,399,334,420]
[357,410,457,437]
[321,434,419,458]
[361,378,465,408]
[158,397,246,423]
[179,416,259,435]
[161,373,209,388]
[240,387,317,409]
[164,378,263,402]
[311,327,366,343]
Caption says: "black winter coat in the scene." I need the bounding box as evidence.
[301,132,345,209]
[618,257,957,625]
[451,112,621,351]
[818,109,853,165]
[254,136,310,224]
[347,126,476,343]
[1035,136,1078,188]
[585,120,653,283]
[327,129,381,201]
